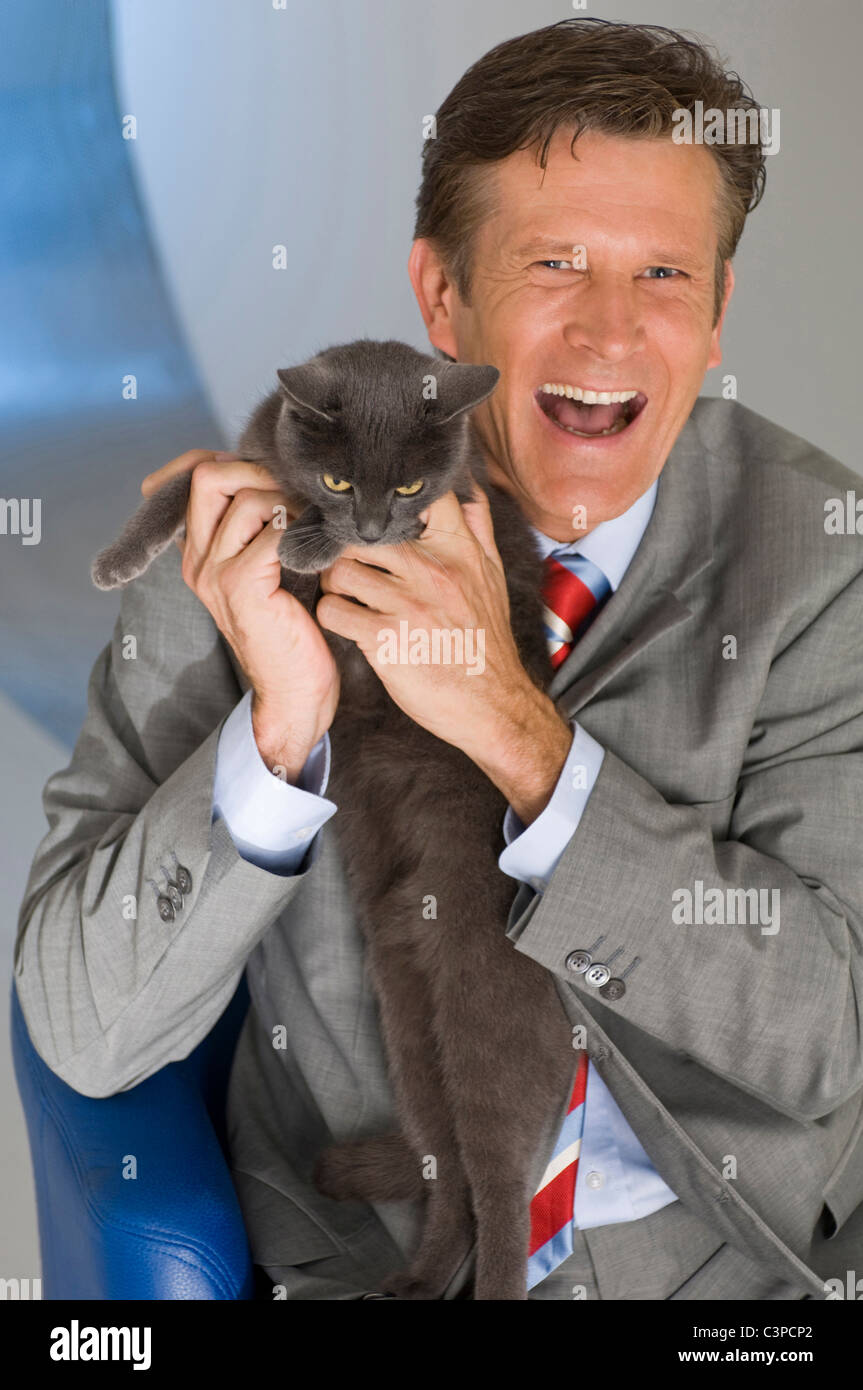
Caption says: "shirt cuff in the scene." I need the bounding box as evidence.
[498,721,605,892]
[212,689,336,875]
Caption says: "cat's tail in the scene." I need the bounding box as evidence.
[91,471,193,589]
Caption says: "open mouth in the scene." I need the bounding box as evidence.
[535,383,648,439]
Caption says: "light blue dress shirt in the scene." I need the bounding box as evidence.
[212,476,678,1229]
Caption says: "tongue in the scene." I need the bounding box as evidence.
[549,396,626,435]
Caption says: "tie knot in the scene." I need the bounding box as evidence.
[541,552,611,669]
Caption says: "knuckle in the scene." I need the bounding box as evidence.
[233,486,261,509]
[189,458,218,493]
[328,558,350,586]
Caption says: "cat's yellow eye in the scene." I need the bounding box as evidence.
[395,480,424,496]
[322,474,352,492]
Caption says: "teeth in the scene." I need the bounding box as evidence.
[541,383,639,404]
[555,417,629,438]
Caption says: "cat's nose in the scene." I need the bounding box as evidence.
[356,522,386,542]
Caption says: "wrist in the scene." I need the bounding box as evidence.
[469,686,572,826]
[250,694,324,781]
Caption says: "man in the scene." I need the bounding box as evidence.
[15,19,863,1299]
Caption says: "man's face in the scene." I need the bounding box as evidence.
[412,128,733,540]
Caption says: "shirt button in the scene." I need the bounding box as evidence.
[585,1171,605,1190]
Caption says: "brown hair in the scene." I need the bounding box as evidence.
[414,18,767,324]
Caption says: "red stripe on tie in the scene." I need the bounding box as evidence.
[527,1052,589,1256]
[543,558,598,639]
[529,1163,577,1255]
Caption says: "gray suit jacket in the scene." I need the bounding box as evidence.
[14,397,863,1299]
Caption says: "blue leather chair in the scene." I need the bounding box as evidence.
[10,976,255,1299]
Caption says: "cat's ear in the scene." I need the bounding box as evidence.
[277,365,337,422]
[431,363,500,425]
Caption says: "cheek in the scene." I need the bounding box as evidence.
[649,296,715,372]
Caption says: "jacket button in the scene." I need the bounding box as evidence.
[585,962,611,987]
[157,895,176,923]
[175,864,193,895]
[164,881,183,912]
[600,977,626,1001]
[565,950,592,974]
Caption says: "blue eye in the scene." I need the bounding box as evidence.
[642,266,683,279]
[537,260,576,271]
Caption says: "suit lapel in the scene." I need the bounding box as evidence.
[549,410,714,718]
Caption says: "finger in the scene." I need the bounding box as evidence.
[337,541,412,578]
[416,492,479,561]
[320,556,396,610]
[140,448,234,499]
[184,459,285,578]
[219,516,288,592]
[209,487,295,566]
[421,490,471,539]
[461,482,500,562]
[316,591,376,645]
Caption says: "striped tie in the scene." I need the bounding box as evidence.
[527,1051,589,1290]
[542,551,611,669]
[526,550,610,1290]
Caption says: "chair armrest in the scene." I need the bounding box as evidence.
[10,982,254,1300]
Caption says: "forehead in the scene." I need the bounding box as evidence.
[479,128,721,264]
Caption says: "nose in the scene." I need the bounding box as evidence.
[563,274,643,362]
[356,521,386,542]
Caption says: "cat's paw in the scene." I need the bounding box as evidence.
[91,544,154,590]
[91,547,129,590]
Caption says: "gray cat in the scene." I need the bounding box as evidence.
[92,339,579,1300]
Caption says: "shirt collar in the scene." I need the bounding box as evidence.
[530,479,658,593]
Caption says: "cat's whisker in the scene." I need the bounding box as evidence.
[404,538,456,582]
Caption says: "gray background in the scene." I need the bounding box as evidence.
[116,0,860,467]
[2,0,858,1287]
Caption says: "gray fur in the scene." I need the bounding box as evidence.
[91,339,578,1299]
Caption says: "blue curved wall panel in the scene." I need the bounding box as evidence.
[0,0,221,745]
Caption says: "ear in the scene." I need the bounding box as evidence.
[432,363,500,425]
[277,364,337,422]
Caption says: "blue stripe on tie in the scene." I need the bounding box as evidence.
[526,1096,586,1291]
[527,1223,576,1291]
[550,551,612,606]
[547,1098,586,1166]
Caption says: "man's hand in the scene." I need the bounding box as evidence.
[317,487,572,824]
[141,449,339,780]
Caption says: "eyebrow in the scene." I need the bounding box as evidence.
[512,239,584,260]
[511,238,707,271]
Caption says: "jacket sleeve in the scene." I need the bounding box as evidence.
[505,566,863,1124]
[13,544,319,1098]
